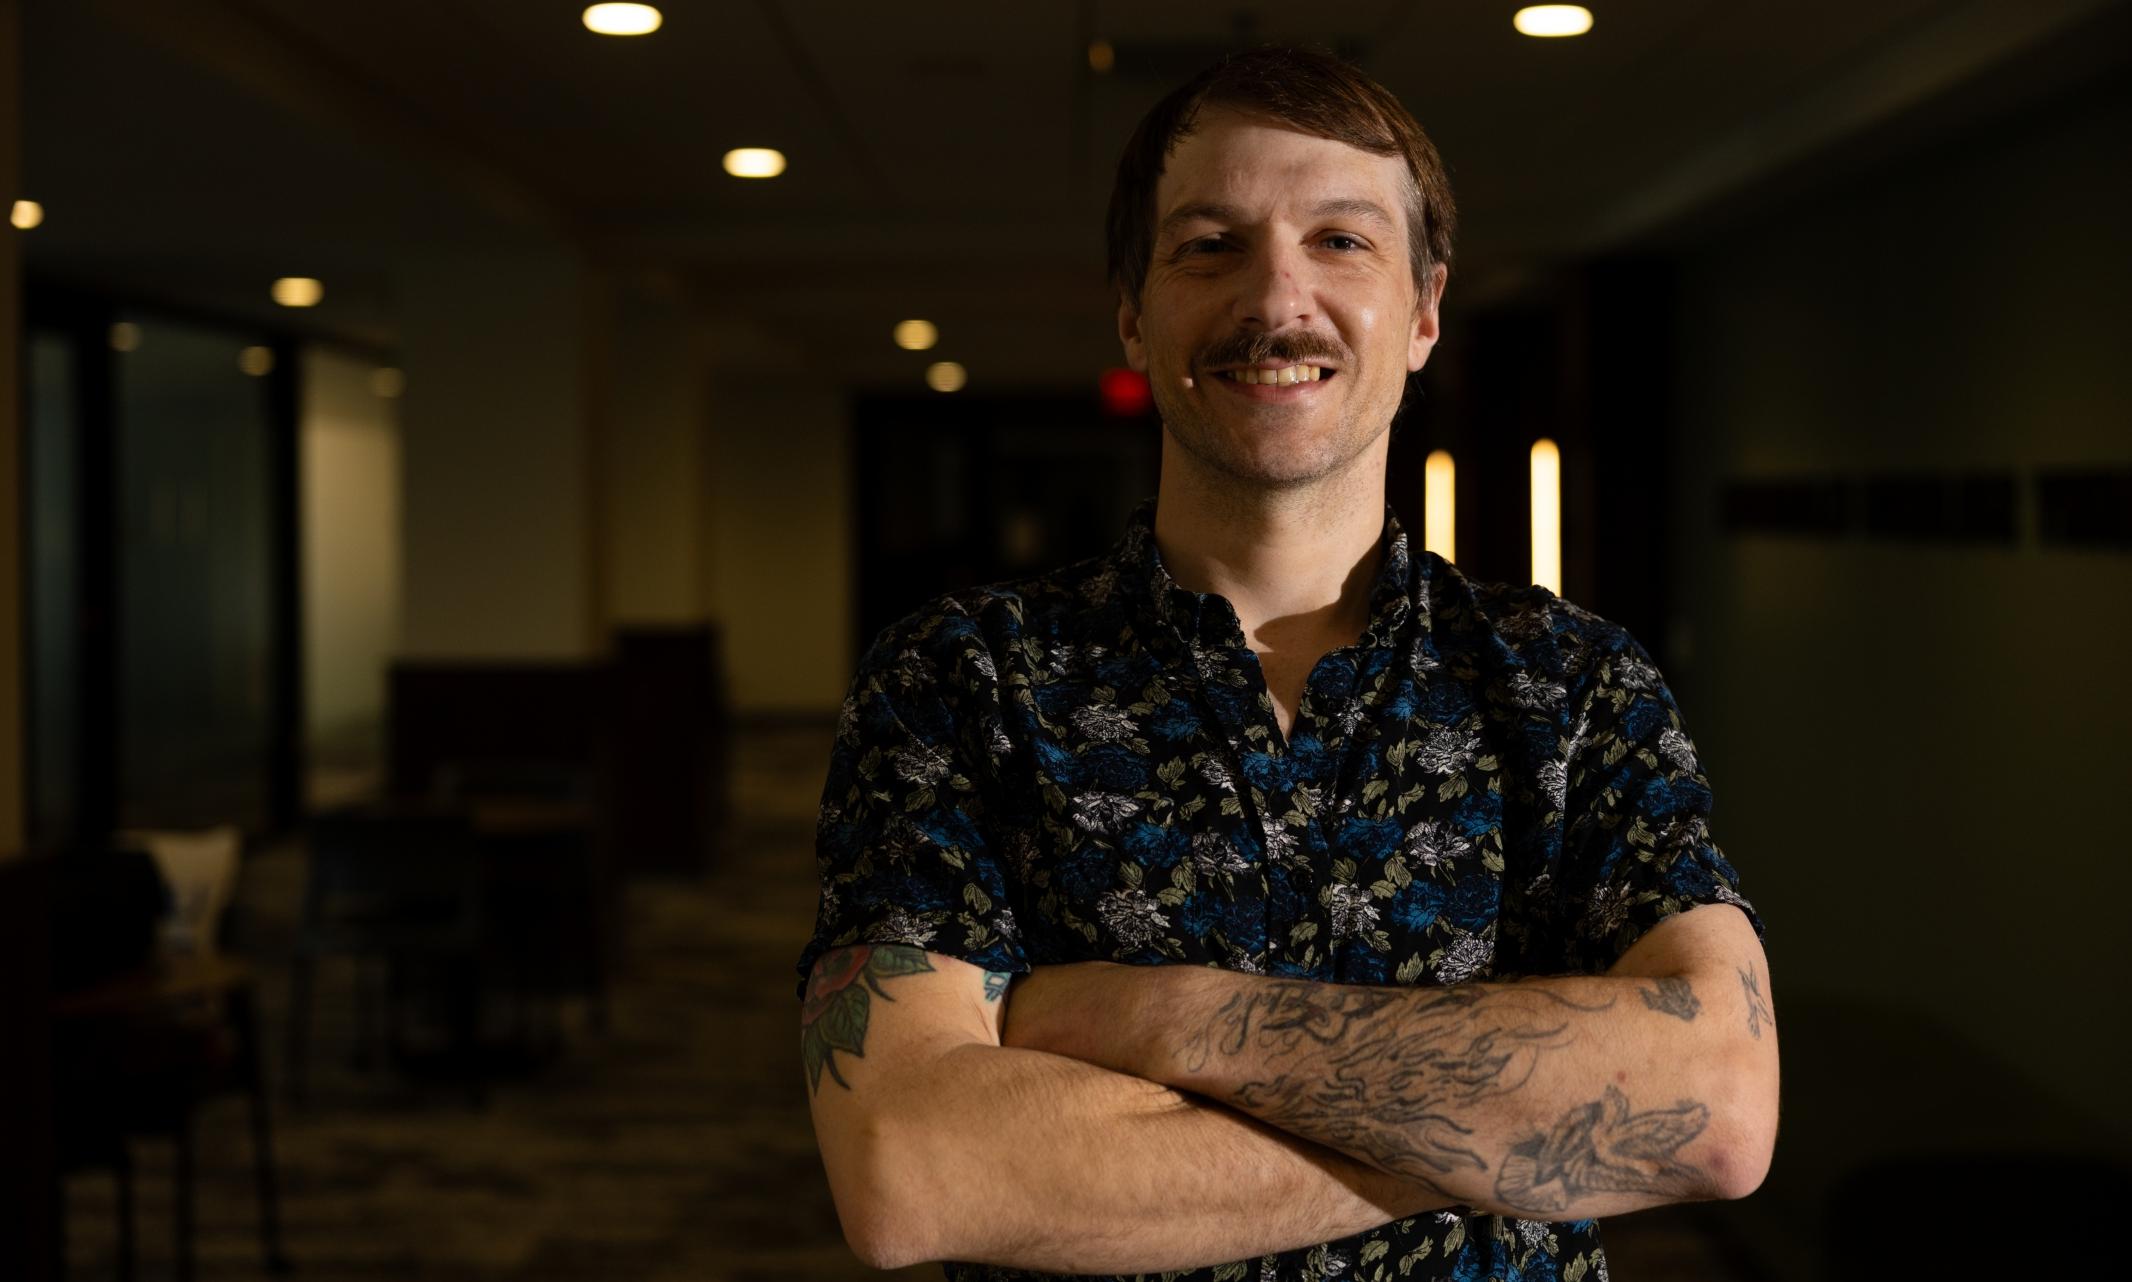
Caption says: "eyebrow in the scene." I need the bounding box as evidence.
[1158,197,1399,238]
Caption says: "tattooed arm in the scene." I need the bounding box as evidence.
[1003,903,1779,1221]
[801,945,1455,1274]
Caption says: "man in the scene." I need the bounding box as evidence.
[797,45,1777,1282]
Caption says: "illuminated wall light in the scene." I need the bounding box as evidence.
[238,346,275,377]
[1530,438,1562,594]
[1423,448,1456,563]
[271,277,323,308]
[722,148,787,179]
[10,199,43,230]
[1088,39,1115,74]
[583,4,662,36]
[893,319,938,351]
[1514,5,1594,37]
[925,361,967,394]
[370,367,406,398]
[110,322,141,353]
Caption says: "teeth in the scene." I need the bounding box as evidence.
[1225,365,1325,385]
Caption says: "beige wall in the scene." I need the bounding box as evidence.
[299,346,401,764]
[396,248,599,661]
[707,381,853,716]
[1670,67,2132,1241]
[600,287,707,627]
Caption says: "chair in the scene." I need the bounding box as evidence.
[286,804,484,1103]
[49,844,293,1281]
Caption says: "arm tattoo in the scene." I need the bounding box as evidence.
[799,945,934,1094]
[1494,1086,1711,1215]
[983,971,1010,1003]
[1637,976,1701,1023]
[1179,980,1615,1187]
[1738,965,1772,1040]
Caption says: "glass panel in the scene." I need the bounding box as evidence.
[114,317,276,829]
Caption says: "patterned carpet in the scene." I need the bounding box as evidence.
[58,722,1749,1282]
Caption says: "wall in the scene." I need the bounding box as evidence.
[1670,64,2131,1265]
[707,381,853,716]
[600,286,707,627]
[396,248,597,661]
[299,345,400,775]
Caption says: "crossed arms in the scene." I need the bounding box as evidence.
[801,902,1778,1274]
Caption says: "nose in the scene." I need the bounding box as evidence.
[1233,239,1313,332]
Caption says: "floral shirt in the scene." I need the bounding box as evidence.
[798,496,1759,1282]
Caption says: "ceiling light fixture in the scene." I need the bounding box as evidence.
[239,346,275,377]
[925,361,967,394]
[10,199,43,230]
[894,319,938,351]
[271,277,323,307]
[583,4,662,36]
[1088,40,1115,74]
[1514,5,1593,37]
[722,147,787,179]
[110,322,141,353]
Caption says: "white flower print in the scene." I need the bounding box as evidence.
[1587,882,1632,936]
[1434,930,1494,983]
[1656,727,1699,774]
[1191,833,1250,877]
[1613,650,1661,692]
[1071,791,1140,833]
[836,694,859,743]
[863,905,937,949]
[1516,1219,1553,1251]
[1046,642,1079,675]
[989,722,1015,760]
[893,646,936,684]
[1322,882,1380,940]
[1504,670,1568,710]
[1260,823,1299,865]
[892,743,952,786]
[1097,887,1169,949]
[1196,757,1234,791]
[991,906,1020,941]
[1414,727,1480,776]
[1402,818,1471,868]
[968,648,997,682]
[1536,758,1568,812]
[1071,703,1138,743]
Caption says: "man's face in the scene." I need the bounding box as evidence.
[1120,107,1443,492]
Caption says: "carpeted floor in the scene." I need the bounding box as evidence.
[58,721,1751,1282]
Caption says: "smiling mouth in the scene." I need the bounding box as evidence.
[1217,364,1335,386]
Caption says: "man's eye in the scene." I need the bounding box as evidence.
[1323,234,1366,252]
[1184,237,1231,254]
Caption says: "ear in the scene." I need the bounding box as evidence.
[1117,294,1150,372]
[1408,262,1446,372]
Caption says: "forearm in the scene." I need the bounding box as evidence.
[853,1040,1454,1273]
[1005,909,1779,1221]
[1146,967,1768,1218]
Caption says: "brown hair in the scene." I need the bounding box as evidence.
[1105,44,1457,311]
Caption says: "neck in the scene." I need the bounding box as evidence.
[1150,449,1388,649]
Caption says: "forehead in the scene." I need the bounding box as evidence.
[1155,107,1411,228]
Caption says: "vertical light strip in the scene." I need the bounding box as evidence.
[1530,438,1562,594]
[1423,448,1456,563]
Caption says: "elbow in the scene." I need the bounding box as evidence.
[1701,1047,1779,1201]
[825,1109,945,1270]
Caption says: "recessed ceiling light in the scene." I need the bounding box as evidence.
[583,4,662,36]
[722,148,786,179]
[238,346,275,377]
[925,361,967,394]
[371,367,406,399]
[10,199,43,230]
[1514,5,1594,37]
[893,319,938,351]
[271,277,323,307]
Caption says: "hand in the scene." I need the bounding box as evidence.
[1000,961,1158,1076]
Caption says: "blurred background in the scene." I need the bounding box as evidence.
[1,1,2128,1279]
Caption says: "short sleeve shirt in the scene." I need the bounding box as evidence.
[797,495,1760,1282]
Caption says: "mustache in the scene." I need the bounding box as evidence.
[1196,329,1351,370]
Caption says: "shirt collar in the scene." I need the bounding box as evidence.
[1110,494,1421,651]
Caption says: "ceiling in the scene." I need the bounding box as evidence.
[19,0,2131,384]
